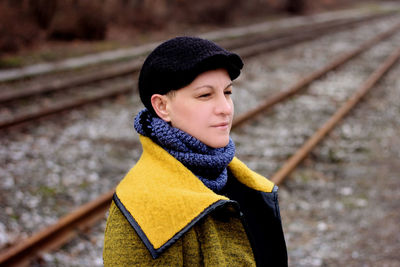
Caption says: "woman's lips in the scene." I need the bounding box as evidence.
[212,122,230,130]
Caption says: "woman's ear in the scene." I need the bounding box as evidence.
[151,94,171,122]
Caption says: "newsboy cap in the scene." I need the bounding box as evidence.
[138,36,244,115]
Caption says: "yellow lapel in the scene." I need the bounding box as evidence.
[115,135,274,253]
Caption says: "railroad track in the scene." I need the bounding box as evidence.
[0,12,396,130]
[1,17,399,266]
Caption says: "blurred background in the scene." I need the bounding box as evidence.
[1,0,399,266]
[0,0,374,68]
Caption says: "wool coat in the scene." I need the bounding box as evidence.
[103,135,287,266]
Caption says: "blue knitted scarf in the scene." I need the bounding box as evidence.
[134,109,235,192]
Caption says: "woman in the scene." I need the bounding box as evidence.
[103,36,287,266]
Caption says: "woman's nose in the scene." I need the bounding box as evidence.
[215,94,233,115]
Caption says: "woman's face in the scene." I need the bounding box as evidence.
[164,68,234,148]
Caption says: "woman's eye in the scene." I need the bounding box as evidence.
[224,91,232,95]
[199,93,211,98]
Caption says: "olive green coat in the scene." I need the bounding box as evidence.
[104,200,256,266]
[103,136,286,266]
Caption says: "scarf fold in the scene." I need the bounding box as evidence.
[134,109,235,192]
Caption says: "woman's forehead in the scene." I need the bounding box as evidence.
[190,69,231,88]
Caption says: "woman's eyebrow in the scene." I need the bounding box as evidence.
[194,82,233,91]
[225,82,233,89]
[194,85,212,91]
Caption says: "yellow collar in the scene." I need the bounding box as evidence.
[115,135,274,257]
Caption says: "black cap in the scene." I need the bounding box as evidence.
[138,36,244,115]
